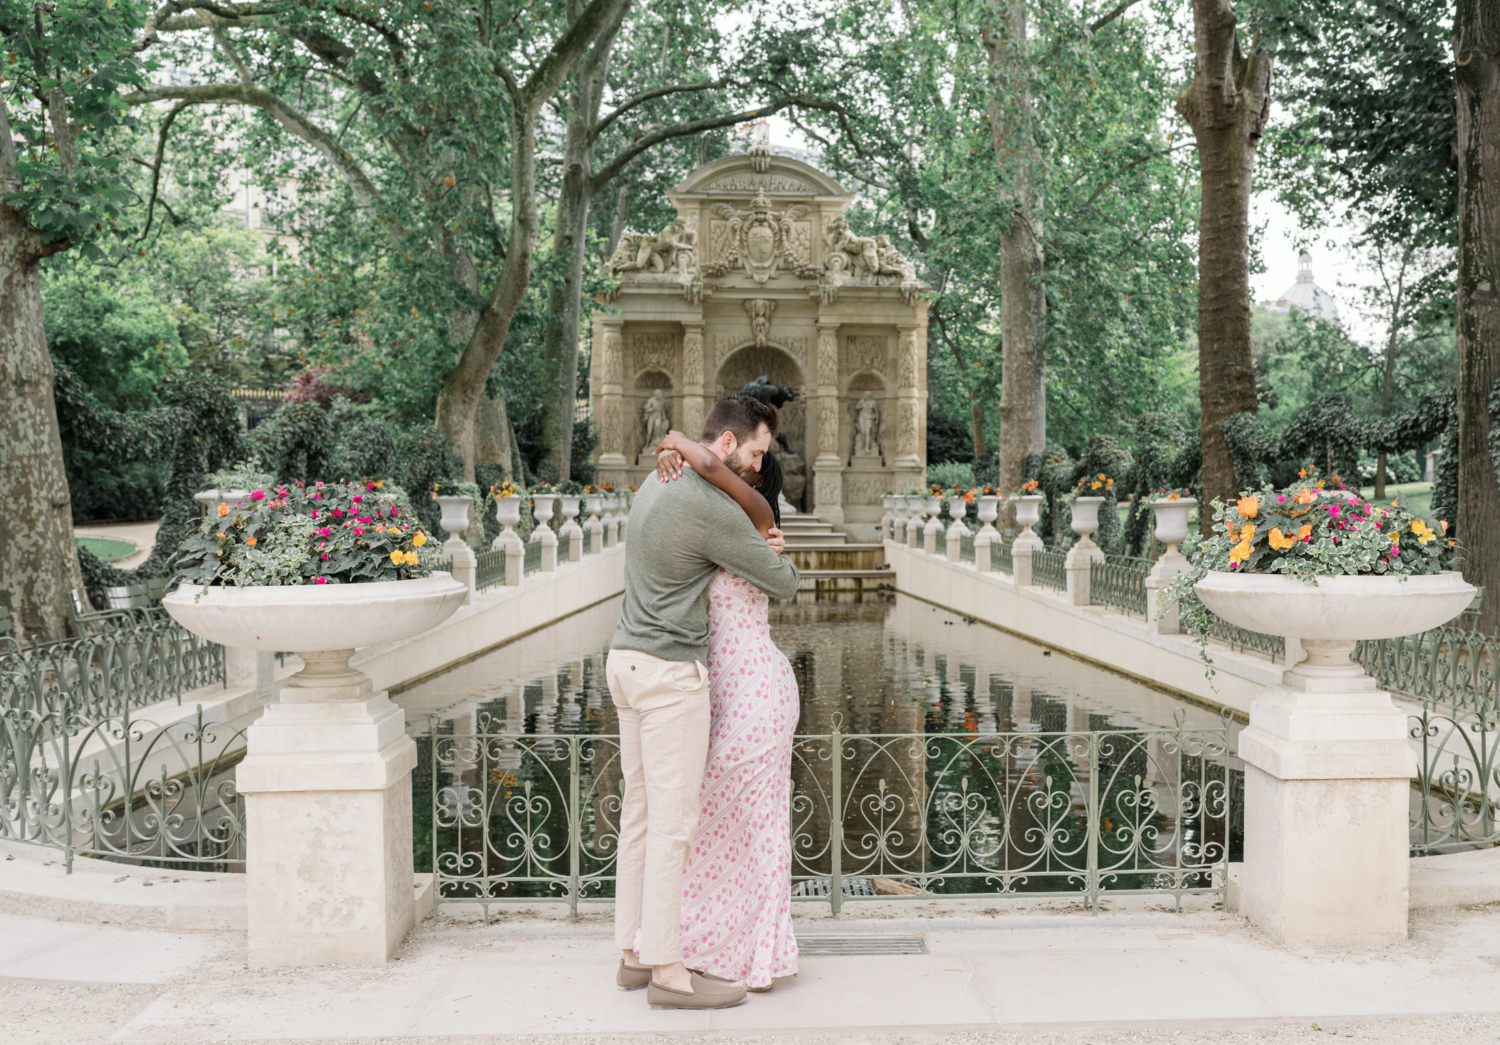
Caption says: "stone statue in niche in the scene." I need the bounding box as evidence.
[853,392,881,457]
[706,190,814,283]
[744,298,775,348]
[739,375,800,410]
[640,389,671,456]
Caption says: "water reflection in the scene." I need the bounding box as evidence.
[403,592,1242,903]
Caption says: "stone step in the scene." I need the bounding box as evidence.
[784,532,849,546]
[787,544,887,571]
[794,569,895,592]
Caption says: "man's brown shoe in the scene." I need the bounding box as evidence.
[617,960,650,991]
[647,971,747,1010]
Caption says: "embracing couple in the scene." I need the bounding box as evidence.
[606,394,802,1010]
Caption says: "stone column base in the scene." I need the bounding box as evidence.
[237,682,418,967]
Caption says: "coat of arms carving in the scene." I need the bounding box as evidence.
[703,190,819,284]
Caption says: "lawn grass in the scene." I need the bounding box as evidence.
[1357,480,1434,518]
[76,536,138,563]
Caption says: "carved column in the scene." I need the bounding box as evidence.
[893,323,924,479]
[681,321,705,441]
[813,321,844,524]
[596,319,628,478]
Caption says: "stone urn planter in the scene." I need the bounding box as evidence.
[163,573,467,968]
[530,493,557,536]
[947,495,968,524]
[976,495,1001,537]
[1013,495,1044,543]
[492,494,523,550]
[193,488,250,514]
[1193,569,1475,949]
[1068,496,1105,552]
[1150,496,1196,555]
[558,494,582,525]
[435,495,473,544]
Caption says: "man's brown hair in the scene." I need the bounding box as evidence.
[701,394,778,444]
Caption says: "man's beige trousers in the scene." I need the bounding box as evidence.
[606,648,712,965]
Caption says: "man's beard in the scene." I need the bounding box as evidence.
[723,448,760,484]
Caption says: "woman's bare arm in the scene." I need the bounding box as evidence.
[654,430,774,536]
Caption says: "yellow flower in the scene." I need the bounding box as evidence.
[1239,523,1256,541]
[1390,531,1400,546]
[405,550,420,565]
[217,503,230,517]
[1411,519,1435,544]
[1294,487,1317,505]
[390,551,403,565]
[1268,527,1295,551]
[1236,496,1259,519]
[1298,468,1308,479]
[412,532,427,547]
[1298,524,1312,540]
[1230,538,1253,564]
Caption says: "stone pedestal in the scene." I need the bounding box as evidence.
[501,533,523,586]
[237,651,418,967]
[923,515,942,556]
[534,530,558,572]
[1236,643,1413,948]
[225,647,274,699]
[444,540,477,603]
[587,514,605,555]
[945,522,966,562]
[1144,550,1189,634]
[1064,540,1104,605]
[560,520,584,563]
[1011,532,1042,587]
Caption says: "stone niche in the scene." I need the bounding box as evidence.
[590,151,928,539]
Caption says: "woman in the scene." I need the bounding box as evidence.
[650,429,799,992]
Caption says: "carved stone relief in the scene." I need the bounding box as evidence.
[600,398,625,455]
[817,397,839,457]
[601,329,624,386]
[847,335,888,376]
[844,475,887,504]
[815,471,842,507]
[712,334,805,371]
[816,330,839,388]
[744,299,776,348]
[702,173,817,193]
[631,333,675,374]
[682,330,704,387]
[704,191,813,283]
[897,399,920,457]
[896,330,919,389]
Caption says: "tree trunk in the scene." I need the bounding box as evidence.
[537,119,595,484]
[1455,6,1500,635]
[0,196,87,642]
[1176,0,1271,531]
[988,0,1047,530]
[437,108,542,482]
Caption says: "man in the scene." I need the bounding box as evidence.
[607,395,800,1010]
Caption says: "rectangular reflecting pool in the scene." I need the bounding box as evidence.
[398,592,1244,910]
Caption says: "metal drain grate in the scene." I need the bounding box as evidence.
[797,933,928,956]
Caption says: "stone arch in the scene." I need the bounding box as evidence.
[711,343,806,459]
[634,369,673,391]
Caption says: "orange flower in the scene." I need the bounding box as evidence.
[1297,524,1312,540]
[1298,468,1308,479]
[1268,527,1295,551]
[216,532,227,539]
[1236,496,1259,519]
[246,536,258,546]
[1294,487,1316,505]
[1230,538,1253,564]
[1239,523,1256,541]
[217,503,230,517]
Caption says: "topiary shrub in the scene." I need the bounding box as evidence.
[77,545,137,610]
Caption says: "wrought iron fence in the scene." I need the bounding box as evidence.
[1092,556,1149,617]
[0,701,247,871]
[0,612,223,718]
[420,711,1234,918]
[959,532,975,564]
[524,538,544,576]
[992,539,1014,575]
[1409,702,1500,853]
[1208,615,1285,661]
[1359,625,1500,715]
[1032,549,1068,592]
[475,549,506,592]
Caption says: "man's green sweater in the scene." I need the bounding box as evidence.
[611,468,800,664]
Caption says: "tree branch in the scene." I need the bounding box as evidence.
[211,24,255,84]
[1089,0,1145,33]
[591,78,729,142]
[122,82,389,219]
[130,101,189,246]
[0,88,17,182]
[591,98,797,190]
[521,0,632,114]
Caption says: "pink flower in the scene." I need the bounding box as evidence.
[250,490,265,501]
[318,527,331,537]
[1278,495,1287,503]
[314,576,328,585]
[353,527,365,535]
[316,481,325,488]
[352,495,363,504]
[331,508,344,518]
[321,553,330,560]
[311,510,319,519]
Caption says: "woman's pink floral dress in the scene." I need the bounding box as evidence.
[679,568,799,988]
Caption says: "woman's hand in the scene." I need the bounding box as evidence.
[654,430,689,482]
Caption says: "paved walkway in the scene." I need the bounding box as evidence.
[73,520,160,571]
[3,898,1499,1044]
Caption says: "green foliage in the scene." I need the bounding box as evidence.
[927,462,976,489]
[172,482,434,587]
[76,545,137,611]
[249,402,334,485]
[926,412,974,466]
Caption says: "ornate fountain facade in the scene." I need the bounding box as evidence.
[590,149,929,536]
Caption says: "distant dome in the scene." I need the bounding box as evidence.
[1266,252,1339,323]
